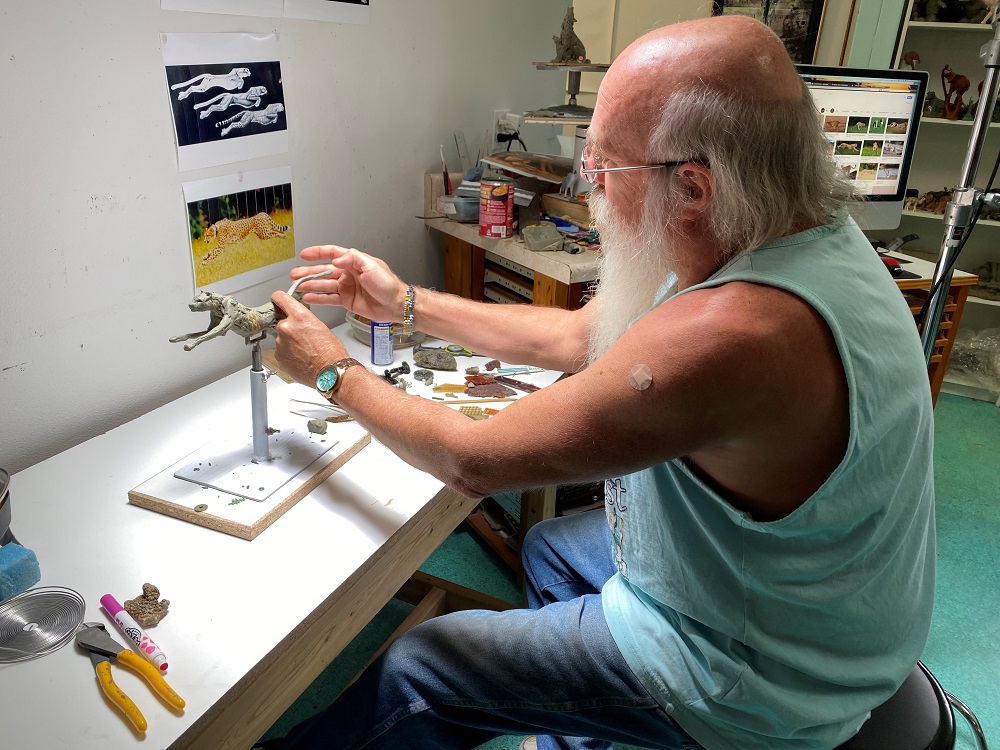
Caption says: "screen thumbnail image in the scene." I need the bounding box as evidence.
[862,140,884,157]
[857,162,878,181]
[877,164,900,180]
[824,115,848,133]
[841,162,859,180]
[867,116,887,134]
[835,140,863,156]
[848,116,870,133]
[886,118,909,134]
[882,140,905,157]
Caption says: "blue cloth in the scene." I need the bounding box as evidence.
[602,217,936,750]
[276,511,701,750]
[0,543,41,601]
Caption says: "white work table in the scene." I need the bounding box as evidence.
[0,323,488,749]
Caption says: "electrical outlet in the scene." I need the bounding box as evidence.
[490,108,510,152]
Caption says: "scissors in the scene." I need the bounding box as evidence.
[414,343,480,357]
[76,623,185,733]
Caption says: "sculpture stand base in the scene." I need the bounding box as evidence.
[129,420,369,540]
[173,424,339,502]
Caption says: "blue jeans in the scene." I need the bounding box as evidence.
[278,509,701,750]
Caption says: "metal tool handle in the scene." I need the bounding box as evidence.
[95,660,148,733]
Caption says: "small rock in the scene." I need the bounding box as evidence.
[414,350,458,371]
[307,418,328,434]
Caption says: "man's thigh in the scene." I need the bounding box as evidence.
[522,509,617,607]
[389,593,697,749]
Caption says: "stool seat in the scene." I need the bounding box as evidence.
[836,661,955,750]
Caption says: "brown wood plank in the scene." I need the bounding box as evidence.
[394,571,517,613]
[533,272,570,309]
[444,235,472,298]
[464,507,520,571]
[176,488,480,750]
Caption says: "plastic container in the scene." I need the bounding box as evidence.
[442,195,480,223]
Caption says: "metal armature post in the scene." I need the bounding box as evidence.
[923,18,1000,361]
[249,336,272,463]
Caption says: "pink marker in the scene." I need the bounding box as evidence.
[100,594,169,672]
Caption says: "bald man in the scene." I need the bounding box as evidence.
[264,16,935,750]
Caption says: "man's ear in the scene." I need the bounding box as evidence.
[675,163,713,221]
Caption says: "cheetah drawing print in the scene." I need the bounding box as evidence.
[216,103,285,137]
[202,212,289,265]
[171,68,251,101]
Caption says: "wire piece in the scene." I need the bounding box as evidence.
[629,364,653,391]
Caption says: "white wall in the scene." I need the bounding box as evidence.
[572,0,714,109]
[0,0,567,474]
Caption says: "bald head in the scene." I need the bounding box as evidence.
[596,16,804,153]
[588,15,852,259]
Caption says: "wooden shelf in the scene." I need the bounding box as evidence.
[902,209,1000,227]
[906,21,994,31]
[523,115,591,125]
[919,116,1000,128]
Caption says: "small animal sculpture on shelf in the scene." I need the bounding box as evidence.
[170,269,331,351]
[551,6,589,64]
[911,0,960,21]
[913,188,953,214]
[903,50,921,70]
[942,65,971,120]
[923,90,945,119]
[965,0,995,23]
[124,583,170,627]
[912,0,995,21]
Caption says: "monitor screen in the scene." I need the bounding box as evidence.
[797,65,928,230]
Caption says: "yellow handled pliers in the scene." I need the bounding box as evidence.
[75,622,185,733]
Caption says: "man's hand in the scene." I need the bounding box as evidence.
[288,245,407,323]
[271,291,350,388]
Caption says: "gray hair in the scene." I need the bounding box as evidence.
[647,79,856,255]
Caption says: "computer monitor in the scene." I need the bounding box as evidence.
[798,65,928,230]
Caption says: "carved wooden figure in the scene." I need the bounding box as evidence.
[942,65,971,120]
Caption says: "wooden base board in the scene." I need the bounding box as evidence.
[541,193,590,228]
[128,422,370,540]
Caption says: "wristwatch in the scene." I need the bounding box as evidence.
[316,357,364,401]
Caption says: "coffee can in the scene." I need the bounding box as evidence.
[370,321,394,366]
[479,177,515,239]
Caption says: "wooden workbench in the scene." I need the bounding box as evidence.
[424,173,600,310]
[0,323,499,750]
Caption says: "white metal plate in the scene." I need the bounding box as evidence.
[174,425,338,501]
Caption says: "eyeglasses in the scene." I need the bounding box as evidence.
[579,143,708,184]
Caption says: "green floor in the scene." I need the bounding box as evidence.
[262,393,999,749]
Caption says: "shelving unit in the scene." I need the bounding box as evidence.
[864,0,999,400]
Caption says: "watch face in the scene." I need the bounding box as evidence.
[316,365,339,393]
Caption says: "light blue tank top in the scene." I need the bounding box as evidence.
[602,218,936,750]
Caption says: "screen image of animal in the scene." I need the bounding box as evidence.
[834,140,862,156]
[823,115,848,133]
[848,116,870,133]
[886,118,909,134]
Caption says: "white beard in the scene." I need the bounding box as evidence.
[587,188,678,364]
